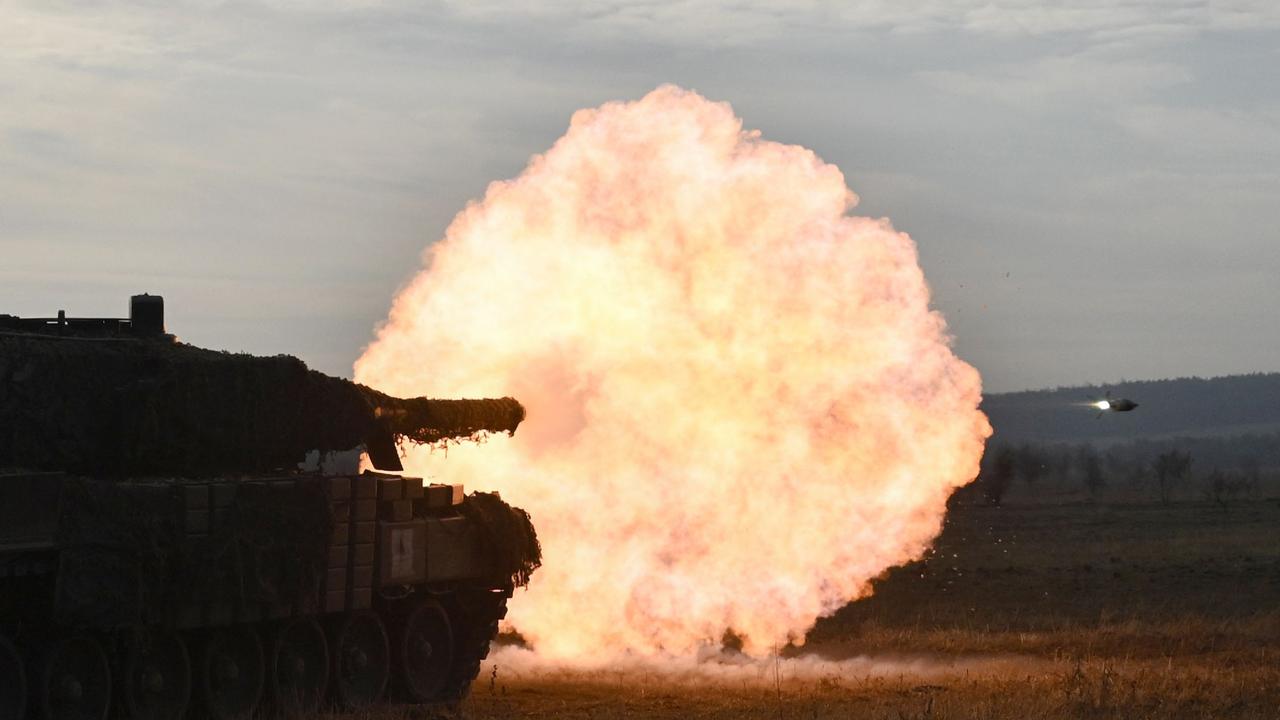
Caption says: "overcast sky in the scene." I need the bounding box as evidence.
[2,1,1277,392]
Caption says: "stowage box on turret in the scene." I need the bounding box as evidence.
[0,296,540,720]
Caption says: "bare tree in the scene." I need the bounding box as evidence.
[1082,451,1106,499]
[1124,457,1148,492]
[982,446,1016,506]
[1203,468,1250,512]
[1240,457,1263,500]
[1016,443,1048,486]
[1152,449,1193,504]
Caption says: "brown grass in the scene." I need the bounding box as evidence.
[343,496,1280,719]
[453,655,1280,719]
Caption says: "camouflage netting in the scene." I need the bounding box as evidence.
[209,481,331,607]
[54,477,331,627]
[391,398,527,445]
[0,331,524,476]
[459,492,542,587]
[54,478,178,627]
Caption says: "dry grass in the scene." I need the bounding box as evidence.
[341,497,1280,719]
[452,655,1280,719]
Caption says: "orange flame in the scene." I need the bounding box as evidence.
[355,86,990,662]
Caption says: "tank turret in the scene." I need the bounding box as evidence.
[0,294,524,475]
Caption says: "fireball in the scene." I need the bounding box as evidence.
[356,86,990,662]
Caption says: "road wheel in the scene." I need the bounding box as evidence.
[268,618,328,712]
[121,628,190,720]
[395,599,453,702]
[0,634,26,720]
[329,611,389,709]
[197,627,263,720]
[37,635,111,720]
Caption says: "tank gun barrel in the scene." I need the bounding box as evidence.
[358,391,525,470]
[371,394,525,443]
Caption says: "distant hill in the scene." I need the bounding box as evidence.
[981,373,1280,445]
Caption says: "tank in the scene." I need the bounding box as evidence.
[0,295,540,720]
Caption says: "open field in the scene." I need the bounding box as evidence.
[454,655,1280,719]
[370,494,1280,718]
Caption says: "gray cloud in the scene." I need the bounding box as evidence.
[2,1,1277,391]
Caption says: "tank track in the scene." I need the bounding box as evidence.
[0,589,507,719]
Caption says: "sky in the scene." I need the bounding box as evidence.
[2,1,1277,393]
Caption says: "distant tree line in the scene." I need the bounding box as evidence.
[960,432,1277,507]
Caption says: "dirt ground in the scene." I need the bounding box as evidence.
[378,494,1280,719]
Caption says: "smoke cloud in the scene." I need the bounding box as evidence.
[356,85,989,662]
